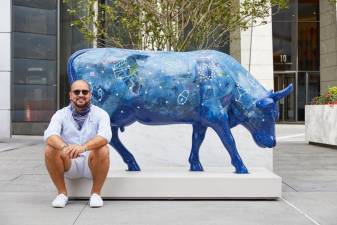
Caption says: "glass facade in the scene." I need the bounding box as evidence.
[11,0,91,135]
[12,0,58,134]
[272,0,320,122]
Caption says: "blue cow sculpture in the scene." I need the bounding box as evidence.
[67,48,293,174]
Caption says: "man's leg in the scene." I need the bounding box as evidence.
[88,145,110,194]
[45,144,71,195]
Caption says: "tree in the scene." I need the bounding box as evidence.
[63,0,288,51]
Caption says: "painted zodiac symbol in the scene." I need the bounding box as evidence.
[177,90,189,105]
[98,88,103,102]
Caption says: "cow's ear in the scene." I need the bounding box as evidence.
[271,84,293,101]
[256,97,274,109]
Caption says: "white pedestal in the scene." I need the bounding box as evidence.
[66,167,281,199]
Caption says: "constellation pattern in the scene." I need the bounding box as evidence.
[67,47,293,174]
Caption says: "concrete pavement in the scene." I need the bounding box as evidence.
[0,124,336,225]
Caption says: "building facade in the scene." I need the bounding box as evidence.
[0,0,330,137]
[272,0,320,122]
[0,1,11,138]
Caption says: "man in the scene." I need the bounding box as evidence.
[44,80,111,208]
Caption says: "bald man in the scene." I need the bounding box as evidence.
[44,80,111,208]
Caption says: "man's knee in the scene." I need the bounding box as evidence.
[45,144,67,160]
[45,144,57,159]
[90,145,109,162]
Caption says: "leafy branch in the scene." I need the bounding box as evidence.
[63,0,288,51]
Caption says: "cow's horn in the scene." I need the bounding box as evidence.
[271,84,294,101]
[256,97,274,109]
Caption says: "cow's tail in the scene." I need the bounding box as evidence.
[67,48,91,84]
[120,126,125,132]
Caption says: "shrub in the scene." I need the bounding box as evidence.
[311,86,337,105]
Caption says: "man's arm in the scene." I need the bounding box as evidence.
[83,135,108,151]
[44,111,67,151]
[47,135,68,151]
[64,135,108,159]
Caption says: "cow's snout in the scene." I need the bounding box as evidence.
[254,134,276,148]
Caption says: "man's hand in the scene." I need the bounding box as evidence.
[63,144,86,159]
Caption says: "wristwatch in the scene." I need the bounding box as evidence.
[83,145,89,152]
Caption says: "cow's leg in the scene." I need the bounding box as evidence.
[110,126,141,171]
[203,113,248,174]
[212,122,248,174]
[189,123,207,171]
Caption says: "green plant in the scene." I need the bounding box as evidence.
[311,86,337,105]
[62,0,288,51]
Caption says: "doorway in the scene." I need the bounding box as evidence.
[274,73,297,122]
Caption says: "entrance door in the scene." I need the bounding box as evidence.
[274,73,296,122]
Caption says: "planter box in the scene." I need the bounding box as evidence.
[305,105,337,146]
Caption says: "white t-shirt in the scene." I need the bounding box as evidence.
[44,104,112,145]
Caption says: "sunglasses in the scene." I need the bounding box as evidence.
[72,89,90,96]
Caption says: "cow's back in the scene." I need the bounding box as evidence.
[67,48,245,124]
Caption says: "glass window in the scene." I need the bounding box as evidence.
[12,85,57,122]
[13,0,57,10]
[298,0,319,22]
[12,1,58,133]
[298,22,319,71]
[272,0,297,22]
[297,73,306,121]
[14,32,56,60]
[308,72,320,103]
[13,6,56,35]
[13,59,56,85]
[273,22,297,71]
[274,73,296,121]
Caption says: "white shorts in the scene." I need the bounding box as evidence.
[64,152,92,179]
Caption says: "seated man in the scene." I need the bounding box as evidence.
[44,80,111,208]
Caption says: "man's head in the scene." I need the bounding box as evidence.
[69,80,92,109]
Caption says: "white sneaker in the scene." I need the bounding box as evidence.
[52,193,68,208]
[89,193,103,208]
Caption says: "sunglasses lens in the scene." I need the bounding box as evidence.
[73,90,81,95]
[73,90,89,95]
[82,90,89,95]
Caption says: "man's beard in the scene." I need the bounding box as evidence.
[72,99,90,110]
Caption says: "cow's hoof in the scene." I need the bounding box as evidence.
[190,163,204,171]
[127,163,141,171]
[235,166,248,174]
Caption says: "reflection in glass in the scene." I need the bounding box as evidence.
[12,2,57,133]
[298,22,319,71]
[14,59,56,85]
[272,0,297,22]
[298,0,319,21]
[308,73,320,103]
[13,6,56,35]
[12,85,57,122]
[272,22,297,71]
[297,73,306,121]
[14,32,56,60]
[274,73,296,121]
[14,0,57,10]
